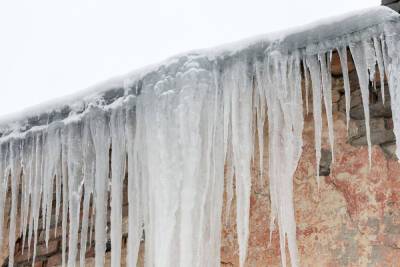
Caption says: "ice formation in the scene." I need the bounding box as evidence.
[0,6,399,267]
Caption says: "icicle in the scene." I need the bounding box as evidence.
[67,121,84,267]
[137,58,224,267]
[80,117,96,267]
[19,138,29,246]
[222,59,253,266]
[41,132,49,234]
[350,41,373,167]
[31,133,44,265]
[89,107,110,267]
[125,96,142,267]
[338,47,352,131]
[44,125,61,248]
[263,53,303,267]
[0,143,9,253]
[179,63,216,267]
[364,39,377,83]
[319,52,335,163]
[26,135,36,256]
[224,60,253,267]
[373,37,386,105]
[23,134,34,254]
[54,145,62,238]
[195,66,224,267]
[61,127,69,267]
[223,67,234,225]
[205,67,225,267]
[303,57,310,115]
[8,139,21,267]
[110,105,126,267]
[255,62,266,186]
[307,55,323,186]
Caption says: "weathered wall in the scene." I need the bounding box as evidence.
[221,57,400,266]
[1,51,400,267]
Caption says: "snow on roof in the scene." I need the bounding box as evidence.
[0,6,399,138]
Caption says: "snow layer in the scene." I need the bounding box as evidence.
[0,6,399,267]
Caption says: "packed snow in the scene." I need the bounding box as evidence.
[0,6,399,267]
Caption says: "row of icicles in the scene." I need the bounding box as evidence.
[0,34,398,267]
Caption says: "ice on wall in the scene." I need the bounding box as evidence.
[337,47,351,131]
[222,60,253,266]
[0,6,399,267]
[66,121,84,267]
[307,55,323,185]
[110,104,126,267]
[259,52,304,267]
[350,41,374,166]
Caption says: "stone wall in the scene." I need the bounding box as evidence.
[220,50,400,266]
[2,44,400,267]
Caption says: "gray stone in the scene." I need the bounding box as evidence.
[319,149,332,176]
[380,142,398,160]
[348,118,395,146]
[376,86,390,103]
[338,89,362,113]
[350,102,392,120]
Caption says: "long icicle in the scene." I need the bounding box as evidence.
[32,133,44,266]
[126,96,142,267]
[337,47,352,132]
[350,41,373,167]
[373,36,386,105]
[263,53,303,267]
[319,52,335,163]
[67,121,84,267]
[8,139,21,267]
[303,57,310,115]
[89,107,110,267]
[307,55,323,186]
[255,61,266,186]
[80,117,96,267]
[227,61,253,267]
[110,105,126,267]
[0,143,9,253]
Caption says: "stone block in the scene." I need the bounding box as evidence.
[350,102,392,120]
[348,118,395,146]
[46,253,62,266]
[14,250,32,264]
[33,260,44,267]
[319,149,332,176]
[380,142,398,160]
[338,89,363,112]
[36,240,59,257]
